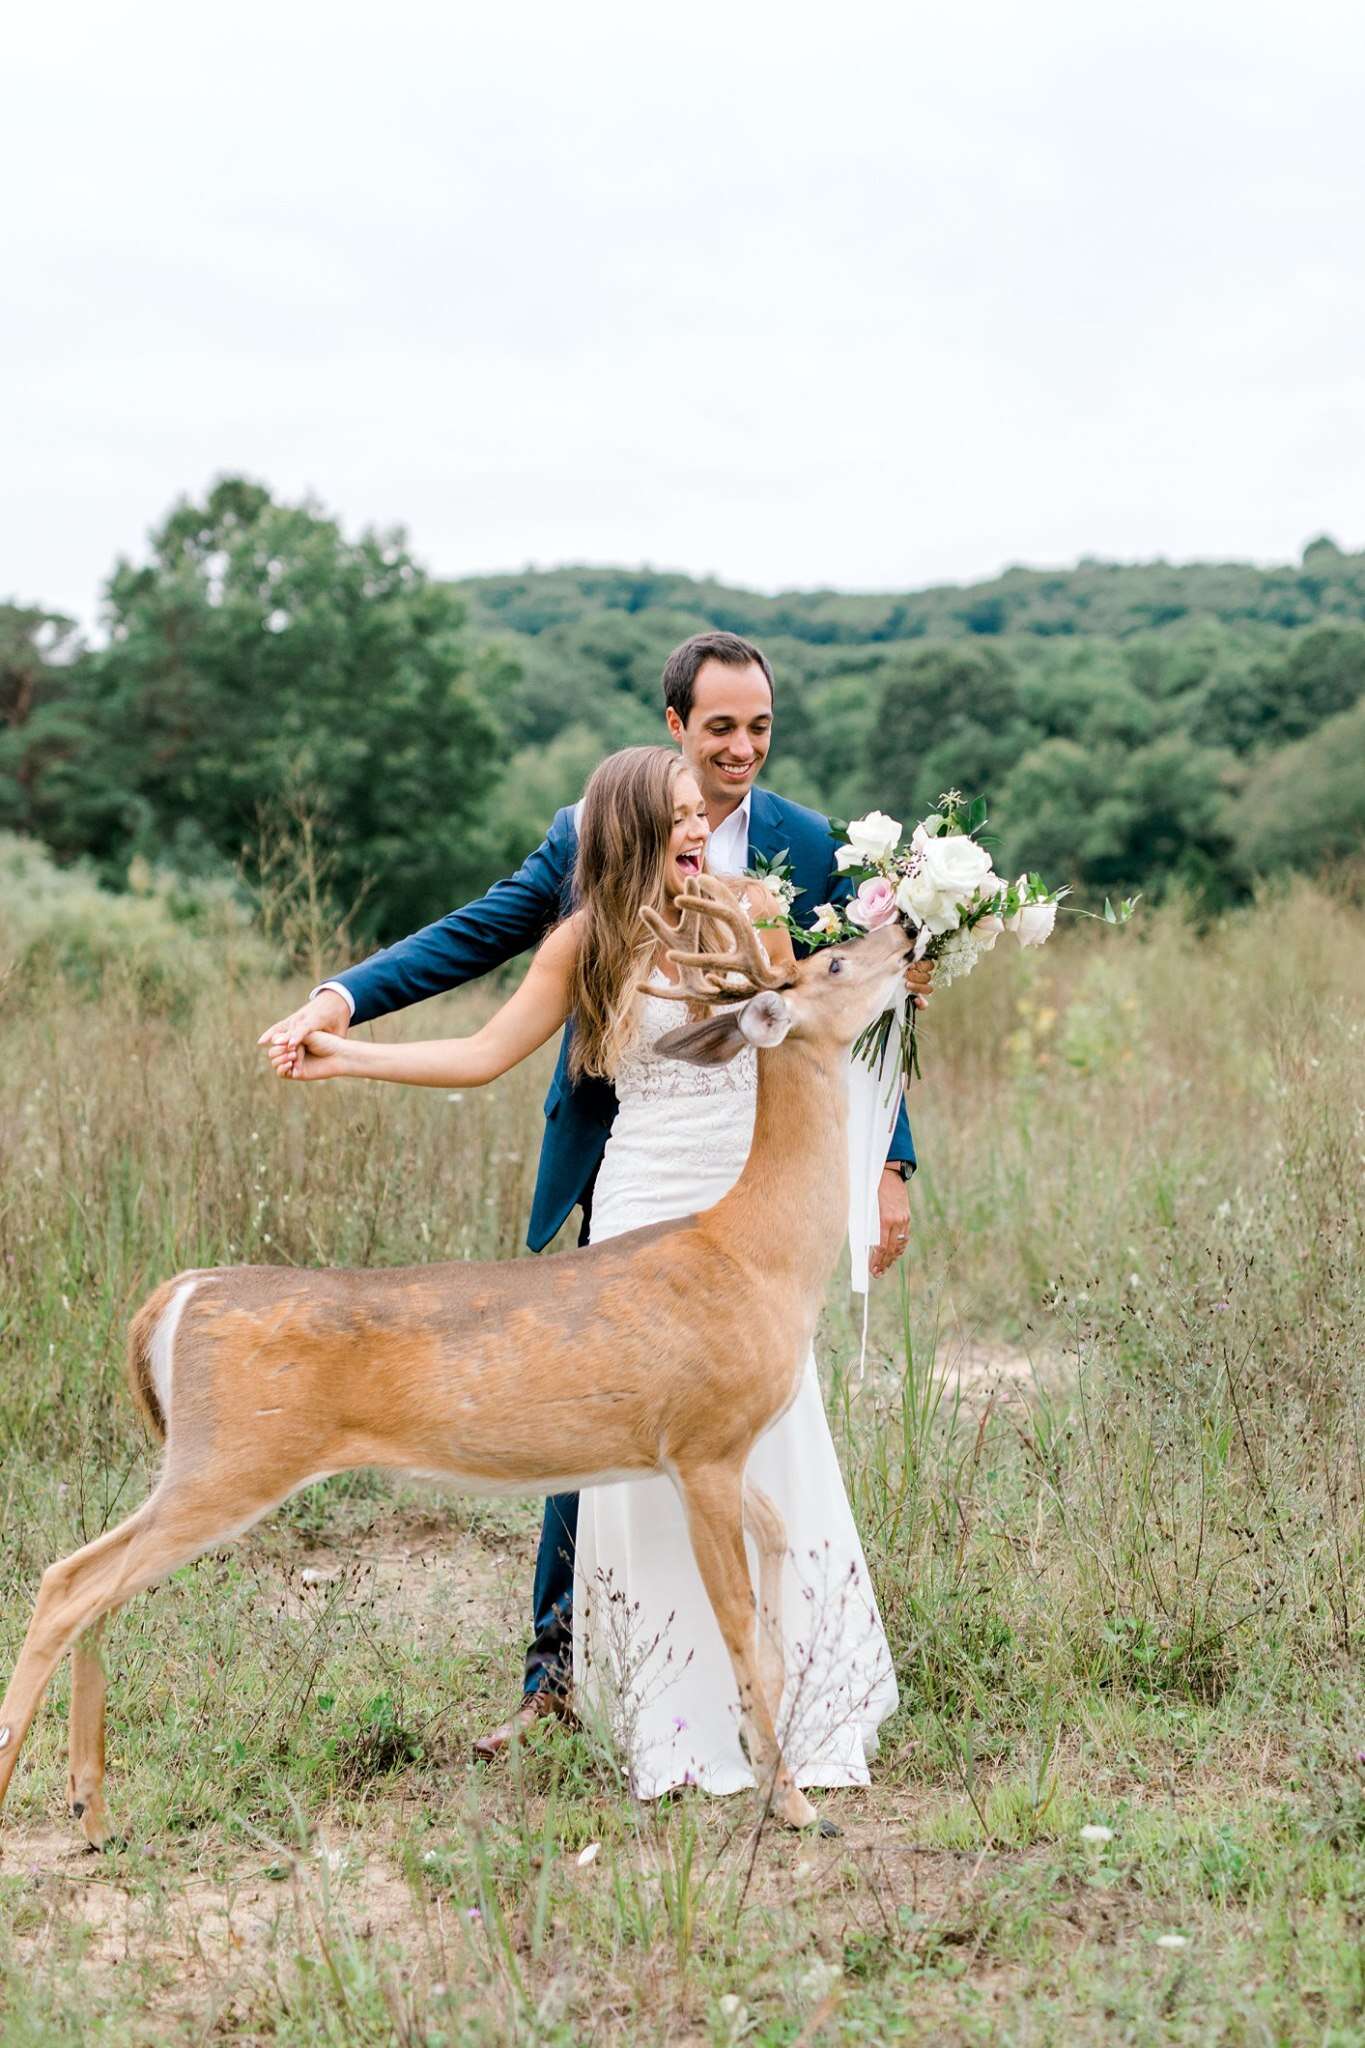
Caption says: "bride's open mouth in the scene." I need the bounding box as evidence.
[676,850,704,877]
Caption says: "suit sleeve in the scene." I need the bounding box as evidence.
[334,810,576,1027]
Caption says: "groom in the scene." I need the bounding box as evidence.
[260,630,917,1754]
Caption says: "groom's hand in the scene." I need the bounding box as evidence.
[869,1166,911,1279]
[258,989,351,1079]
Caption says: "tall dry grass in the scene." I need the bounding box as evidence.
[2,873,1364,2042]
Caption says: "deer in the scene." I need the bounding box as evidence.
[0,881,913,1848]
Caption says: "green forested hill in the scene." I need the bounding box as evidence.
[454,537,1365,645]
[454,542,1365,910]
[2,481,1362,945]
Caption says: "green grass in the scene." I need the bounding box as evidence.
[1,876,1363,2042]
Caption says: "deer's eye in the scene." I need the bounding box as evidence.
[828,956,845,975]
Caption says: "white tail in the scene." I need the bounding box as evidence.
[0,883,912,1844]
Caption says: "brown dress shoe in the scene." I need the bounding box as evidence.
[471,1689,573,1762]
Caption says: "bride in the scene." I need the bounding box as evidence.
[271,744,911,1799]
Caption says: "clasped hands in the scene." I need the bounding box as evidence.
[258,989,352,1081]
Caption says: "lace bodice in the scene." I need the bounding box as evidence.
[590,984,757,1244]
[612,987,757,1106]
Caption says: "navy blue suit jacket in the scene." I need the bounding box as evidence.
[337,785,916,1251]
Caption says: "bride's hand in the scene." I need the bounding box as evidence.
[904,961,934,1009]
[267,1028,349,1081]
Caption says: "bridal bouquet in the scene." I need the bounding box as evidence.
[754,791,1136,1086]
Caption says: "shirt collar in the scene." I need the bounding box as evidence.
[715,790,753,841]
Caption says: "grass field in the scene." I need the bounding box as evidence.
[1,879,1363,2044]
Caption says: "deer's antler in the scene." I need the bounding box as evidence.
[639,876,789,1004]
[637,899,723,1001]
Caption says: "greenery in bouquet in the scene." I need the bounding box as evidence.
[751,792,1137,1087]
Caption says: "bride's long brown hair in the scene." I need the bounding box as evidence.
[567,746,721,1082]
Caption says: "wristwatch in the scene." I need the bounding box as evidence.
[886,1161,910,1182]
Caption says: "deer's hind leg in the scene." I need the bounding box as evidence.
[0,1471,294,1844]
[672,1460,818,1831]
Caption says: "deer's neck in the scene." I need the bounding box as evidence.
[710,1040,850,1284]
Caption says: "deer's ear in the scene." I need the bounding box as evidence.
[655,1010,749,1067]
[738,990,793,1048]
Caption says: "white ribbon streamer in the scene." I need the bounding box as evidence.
[844,991,908,1378]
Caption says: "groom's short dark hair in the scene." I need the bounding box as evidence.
[661,632,775,725]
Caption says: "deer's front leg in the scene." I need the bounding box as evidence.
[68,1616,115,1848]
[742,1480,788,1726]
[673,1460,818,1831]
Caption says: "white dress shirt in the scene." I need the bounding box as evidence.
[699,790,752,878]
[316,790,754,1015]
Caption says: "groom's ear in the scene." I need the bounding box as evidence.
[655,1010,749,1067]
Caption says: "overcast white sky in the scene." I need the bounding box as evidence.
[5,0,1364,629]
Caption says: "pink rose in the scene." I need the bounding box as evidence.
[846,876,900,931]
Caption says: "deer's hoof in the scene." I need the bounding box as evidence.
[818,1817,842,1840]
[71,1795,113,1850]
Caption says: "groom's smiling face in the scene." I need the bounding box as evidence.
[666,659,773,814]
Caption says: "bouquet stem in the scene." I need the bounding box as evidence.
[853,1003,920,1093]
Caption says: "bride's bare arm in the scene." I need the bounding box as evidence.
[271,916,580,1088]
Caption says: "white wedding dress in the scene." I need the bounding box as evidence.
[572,981,899,1799]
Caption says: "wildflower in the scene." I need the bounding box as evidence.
[1155,1933,1189,1950]
[1079,1823,1113,1845]
[671,1715,689,1733]
[577,1841,600,1867]
[465,1906,482,1923]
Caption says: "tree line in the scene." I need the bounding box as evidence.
[3,477,1362,945]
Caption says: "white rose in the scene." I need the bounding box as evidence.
[896,830,994,934]
[917,830,995,905]
[972,911,1005,951]
[1011,900,1057,947]
[1005,881,1058,948]
[895,867,961,935]
[834,810,902,871]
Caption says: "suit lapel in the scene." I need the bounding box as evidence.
[746,788,830,931]
[745,787,787,869]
